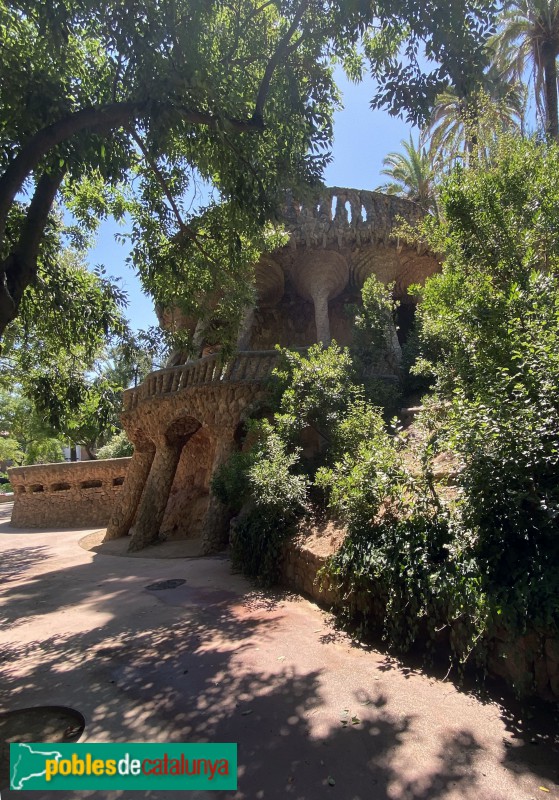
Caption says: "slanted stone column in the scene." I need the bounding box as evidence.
[200,428,237,555]
[128,438,182,552]
[104,447,155,541]
[312,286,332,345]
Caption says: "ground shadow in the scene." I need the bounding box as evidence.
[1,524,558,799]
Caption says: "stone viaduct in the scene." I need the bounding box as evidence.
[10,187,439,550]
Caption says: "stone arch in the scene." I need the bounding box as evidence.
[161,425,214,541]
[126,413,204,552]
[164,414,202,446]
[255,257,284,308]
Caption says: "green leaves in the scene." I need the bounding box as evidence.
[411,134,559,630]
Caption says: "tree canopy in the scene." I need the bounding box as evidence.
[0,0,498,343]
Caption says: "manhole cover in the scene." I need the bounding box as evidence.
[145,579,186,591]
[0,705,85,789]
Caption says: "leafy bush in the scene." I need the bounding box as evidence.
[211,450,254,514]
[316,399,402,527]
[97,430,134,459]
[410,135,559,633]
[351,276,400,372]
[320,138,559,660]
[324,514,488,659]
[271,342,362,450]
[349,275,403,411]
[228,423,309,585]
[0,473,13,493]
[220,344,363,583]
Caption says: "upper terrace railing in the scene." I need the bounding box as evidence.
[123,350,279,412]
[283,187,423,248]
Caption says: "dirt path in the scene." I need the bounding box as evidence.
[0,505,558,800]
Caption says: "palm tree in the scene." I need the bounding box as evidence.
[376,135,439,216]
[426,66,525,162]
[490,0,559,139]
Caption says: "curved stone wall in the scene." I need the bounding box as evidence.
[157,187,439,351]
[8,458,131,529]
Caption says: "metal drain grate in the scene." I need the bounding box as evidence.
[145,579,186,591]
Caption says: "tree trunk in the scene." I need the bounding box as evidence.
[544,53,559,141]
[0,103,146,250]
[0,170,64,338]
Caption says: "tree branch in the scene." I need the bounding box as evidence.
[129,128,218,265]
[0,170,65,338]
[129,129,188,231]
[0,100,265,254]
[253,0,310,121]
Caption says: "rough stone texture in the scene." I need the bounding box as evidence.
[109,357,274,552]
[8,458,131,529]
[280,526,559,702]
[246,188,439,351]
[103,448,154,541]
[281,521,345,606]
[160,427,214,539]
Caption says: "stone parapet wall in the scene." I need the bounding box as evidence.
[280,530,559,702]
[8,458,131,529]
[123,350,278,413]
[283,187,424,250]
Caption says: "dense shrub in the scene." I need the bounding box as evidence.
[410,136,559,633]
[224,424,309,585]
[349,275,403,412]
[221,343,365,583]
[96,430,134,459]
[322,137,559,667]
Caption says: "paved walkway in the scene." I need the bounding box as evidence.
[0,504,558,800]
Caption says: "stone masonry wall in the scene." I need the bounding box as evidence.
[8,458,131,529]
[280,530,559,703]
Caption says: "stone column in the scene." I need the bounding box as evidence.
[291,251,348,347]
[312,288,331,345]
[236,305,255,350]
[387,317,402,371]
[127,438,182,552]
[200,429,236,555]
[103,447,155,541]
[186,318,206,363]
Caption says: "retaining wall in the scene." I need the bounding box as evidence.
[8,458,131,528]
[280,530,559,702]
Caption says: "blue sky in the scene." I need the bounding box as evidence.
[86,68,414,332]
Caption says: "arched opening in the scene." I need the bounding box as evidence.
[160,425,214,541]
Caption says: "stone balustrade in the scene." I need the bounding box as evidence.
[8,458,131,528]
[123,349,279,412]
[283,187,423,249]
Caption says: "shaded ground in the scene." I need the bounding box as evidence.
[79,530,204,559]
[0,502,558,800]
